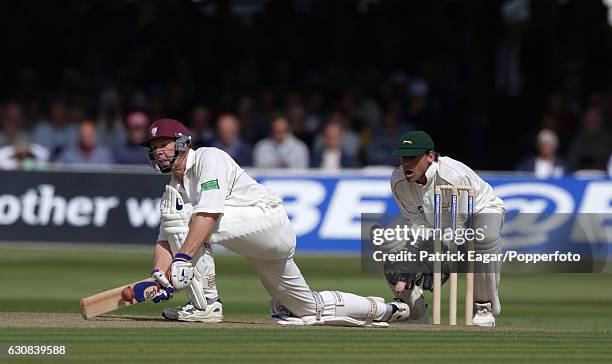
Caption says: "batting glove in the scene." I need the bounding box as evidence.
[151,268,171,287]
[170,253,194,290]
[152,286,175,303]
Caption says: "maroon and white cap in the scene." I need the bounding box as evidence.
[140,118,191,147]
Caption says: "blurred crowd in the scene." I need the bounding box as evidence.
[0,79,436,171]
[0,1,610,176]
[0,82,610,176]
[515,91,612,178]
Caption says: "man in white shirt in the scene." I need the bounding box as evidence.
[383,131,505,326]
[253,116,309,169]
[142,118,411,326]
[516,129,567,178]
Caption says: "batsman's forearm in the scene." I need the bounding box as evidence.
[178,213,220,258]
[153,241,173,272]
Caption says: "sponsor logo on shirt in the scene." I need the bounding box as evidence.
[201,179,220,191]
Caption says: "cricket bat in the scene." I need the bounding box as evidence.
[80,278,161,319]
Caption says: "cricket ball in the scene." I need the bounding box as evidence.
[121,287,135,302]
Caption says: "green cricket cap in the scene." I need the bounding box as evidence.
[392,131,434,157]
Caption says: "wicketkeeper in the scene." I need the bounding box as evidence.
[382,130,505,326]
[143,118,411,327]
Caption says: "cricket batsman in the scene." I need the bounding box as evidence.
[143,118,411,327]
[382,130,505,326]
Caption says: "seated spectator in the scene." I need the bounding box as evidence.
[568,108,611,171]
[97,110,127,148]
[0,137,49,170]
[367,112,405,166]
[211,113,252,166]
[312,113,360,159]
[190,105,215,148]
[113,111,150,165]
[238,96,269,143]
[56,120,113,165]
[311,121,360,170]
[32,100,78,160]
[0,101,29,146]
[516,129,567,178]
[253,116,309,168]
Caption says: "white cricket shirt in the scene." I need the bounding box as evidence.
[157,147,282,241]
[390,156,505,229]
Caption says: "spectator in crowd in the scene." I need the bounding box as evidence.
[367,112,405,166]
[303,91,325,142]
[113,111,150,165]
[256,87,280,127]
[516,129,567,178]
[545,91,578,151]
[311,121,360,170]
[253,115,309,168]
[567,108,611,171]
[0,136,49,170]
[32,100,78,160]
[312,113,361,159]
[405,78,437,129]
[238,96,268,143]
[608,154,612,177]
[190,105,215,148]
[285,92,307,142]
[211,113,252,166]
[56,120,113,165]
[0,101,29,146]
[97,109,127,149]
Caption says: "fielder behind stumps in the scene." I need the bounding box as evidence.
[141,118,411,327]
[383,130,505,327]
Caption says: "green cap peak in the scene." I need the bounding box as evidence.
[392,131,434,157]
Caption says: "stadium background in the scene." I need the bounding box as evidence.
[0,1,611,362]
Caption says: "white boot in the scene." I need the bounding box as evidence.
[472,302,496,327]
[162,301,223,323]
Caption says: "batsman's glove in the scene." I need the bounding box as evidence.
[150,268,175,303]
[170,253,194,290]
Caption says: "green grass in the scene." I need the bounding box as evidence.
[0,244,611,363]
[1,329,611,363]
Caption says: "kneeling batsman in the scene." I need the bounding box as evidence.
[150,185,214,317]
[152,186,412,327]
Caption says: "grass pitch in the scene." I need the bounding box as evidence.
[0,244,610,363]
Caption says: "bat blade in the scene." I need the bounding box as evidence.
[80,278,160,320]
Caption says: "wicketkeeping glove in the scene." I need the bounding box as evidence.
[383,260,423,290]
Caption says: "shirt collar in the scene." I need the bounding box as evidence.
[423,160,438,189]
[185,148,195,171]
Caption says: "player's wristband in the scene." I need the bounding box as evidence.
[173,253,192,262]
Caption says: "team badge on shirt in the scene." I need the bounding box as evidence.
[201,179,220,191]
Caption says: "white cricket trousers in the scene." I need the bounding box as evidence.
[208,203,316,317]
